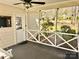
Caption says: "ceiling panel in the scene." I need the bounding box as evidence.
[0,0,70,9]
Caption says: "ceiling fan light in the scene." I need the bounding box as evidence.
[25,4,30,8]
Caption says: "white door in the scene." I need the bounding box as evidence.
[16,17,25,43]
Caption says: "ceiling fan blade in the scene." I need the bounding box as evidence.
[13,2,24,5]
[31,1,45,4]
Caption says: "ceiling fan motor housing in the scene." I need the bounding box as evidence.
[23,0,32,3]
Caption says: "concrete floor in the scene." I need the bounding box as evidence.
[7,41,78,59]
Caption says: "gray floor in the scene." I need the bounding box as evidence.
[7,41,78,59]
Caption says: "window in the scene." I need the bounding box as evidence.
[0,16,11,28]
[16,17,22,30]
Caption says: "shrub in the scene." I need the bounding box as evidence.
[61,25,71,33]
[60,25,76,40]
[41,20,54,31]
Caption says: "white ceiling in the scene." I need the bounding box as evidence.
[0,0,70,9]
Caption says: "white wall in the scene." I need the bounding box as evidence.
[0,3,26,48]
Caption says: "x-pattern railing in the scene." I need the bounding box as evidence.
[26,30,78,52]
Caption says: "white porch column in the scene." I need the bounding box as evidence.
[78,36,79,51]
[78,36,79,57]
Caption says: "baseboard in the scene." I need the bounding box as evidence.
[4,40,28,50]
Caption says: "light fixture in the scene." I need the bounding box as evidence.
[24,4,30,9]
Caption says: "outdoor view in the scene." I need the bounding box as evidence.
[28,6,79,52]
[39,6,79,51]
[40,6,79,33]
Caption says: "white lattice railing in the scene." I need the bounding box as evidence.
[26,30,79,52]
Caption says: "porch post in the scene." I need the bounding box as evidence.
[78,24,79,52]
[78,35,79,57]
[25,9,29,40]
[77,6,79,53]
[38,10,41,41]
